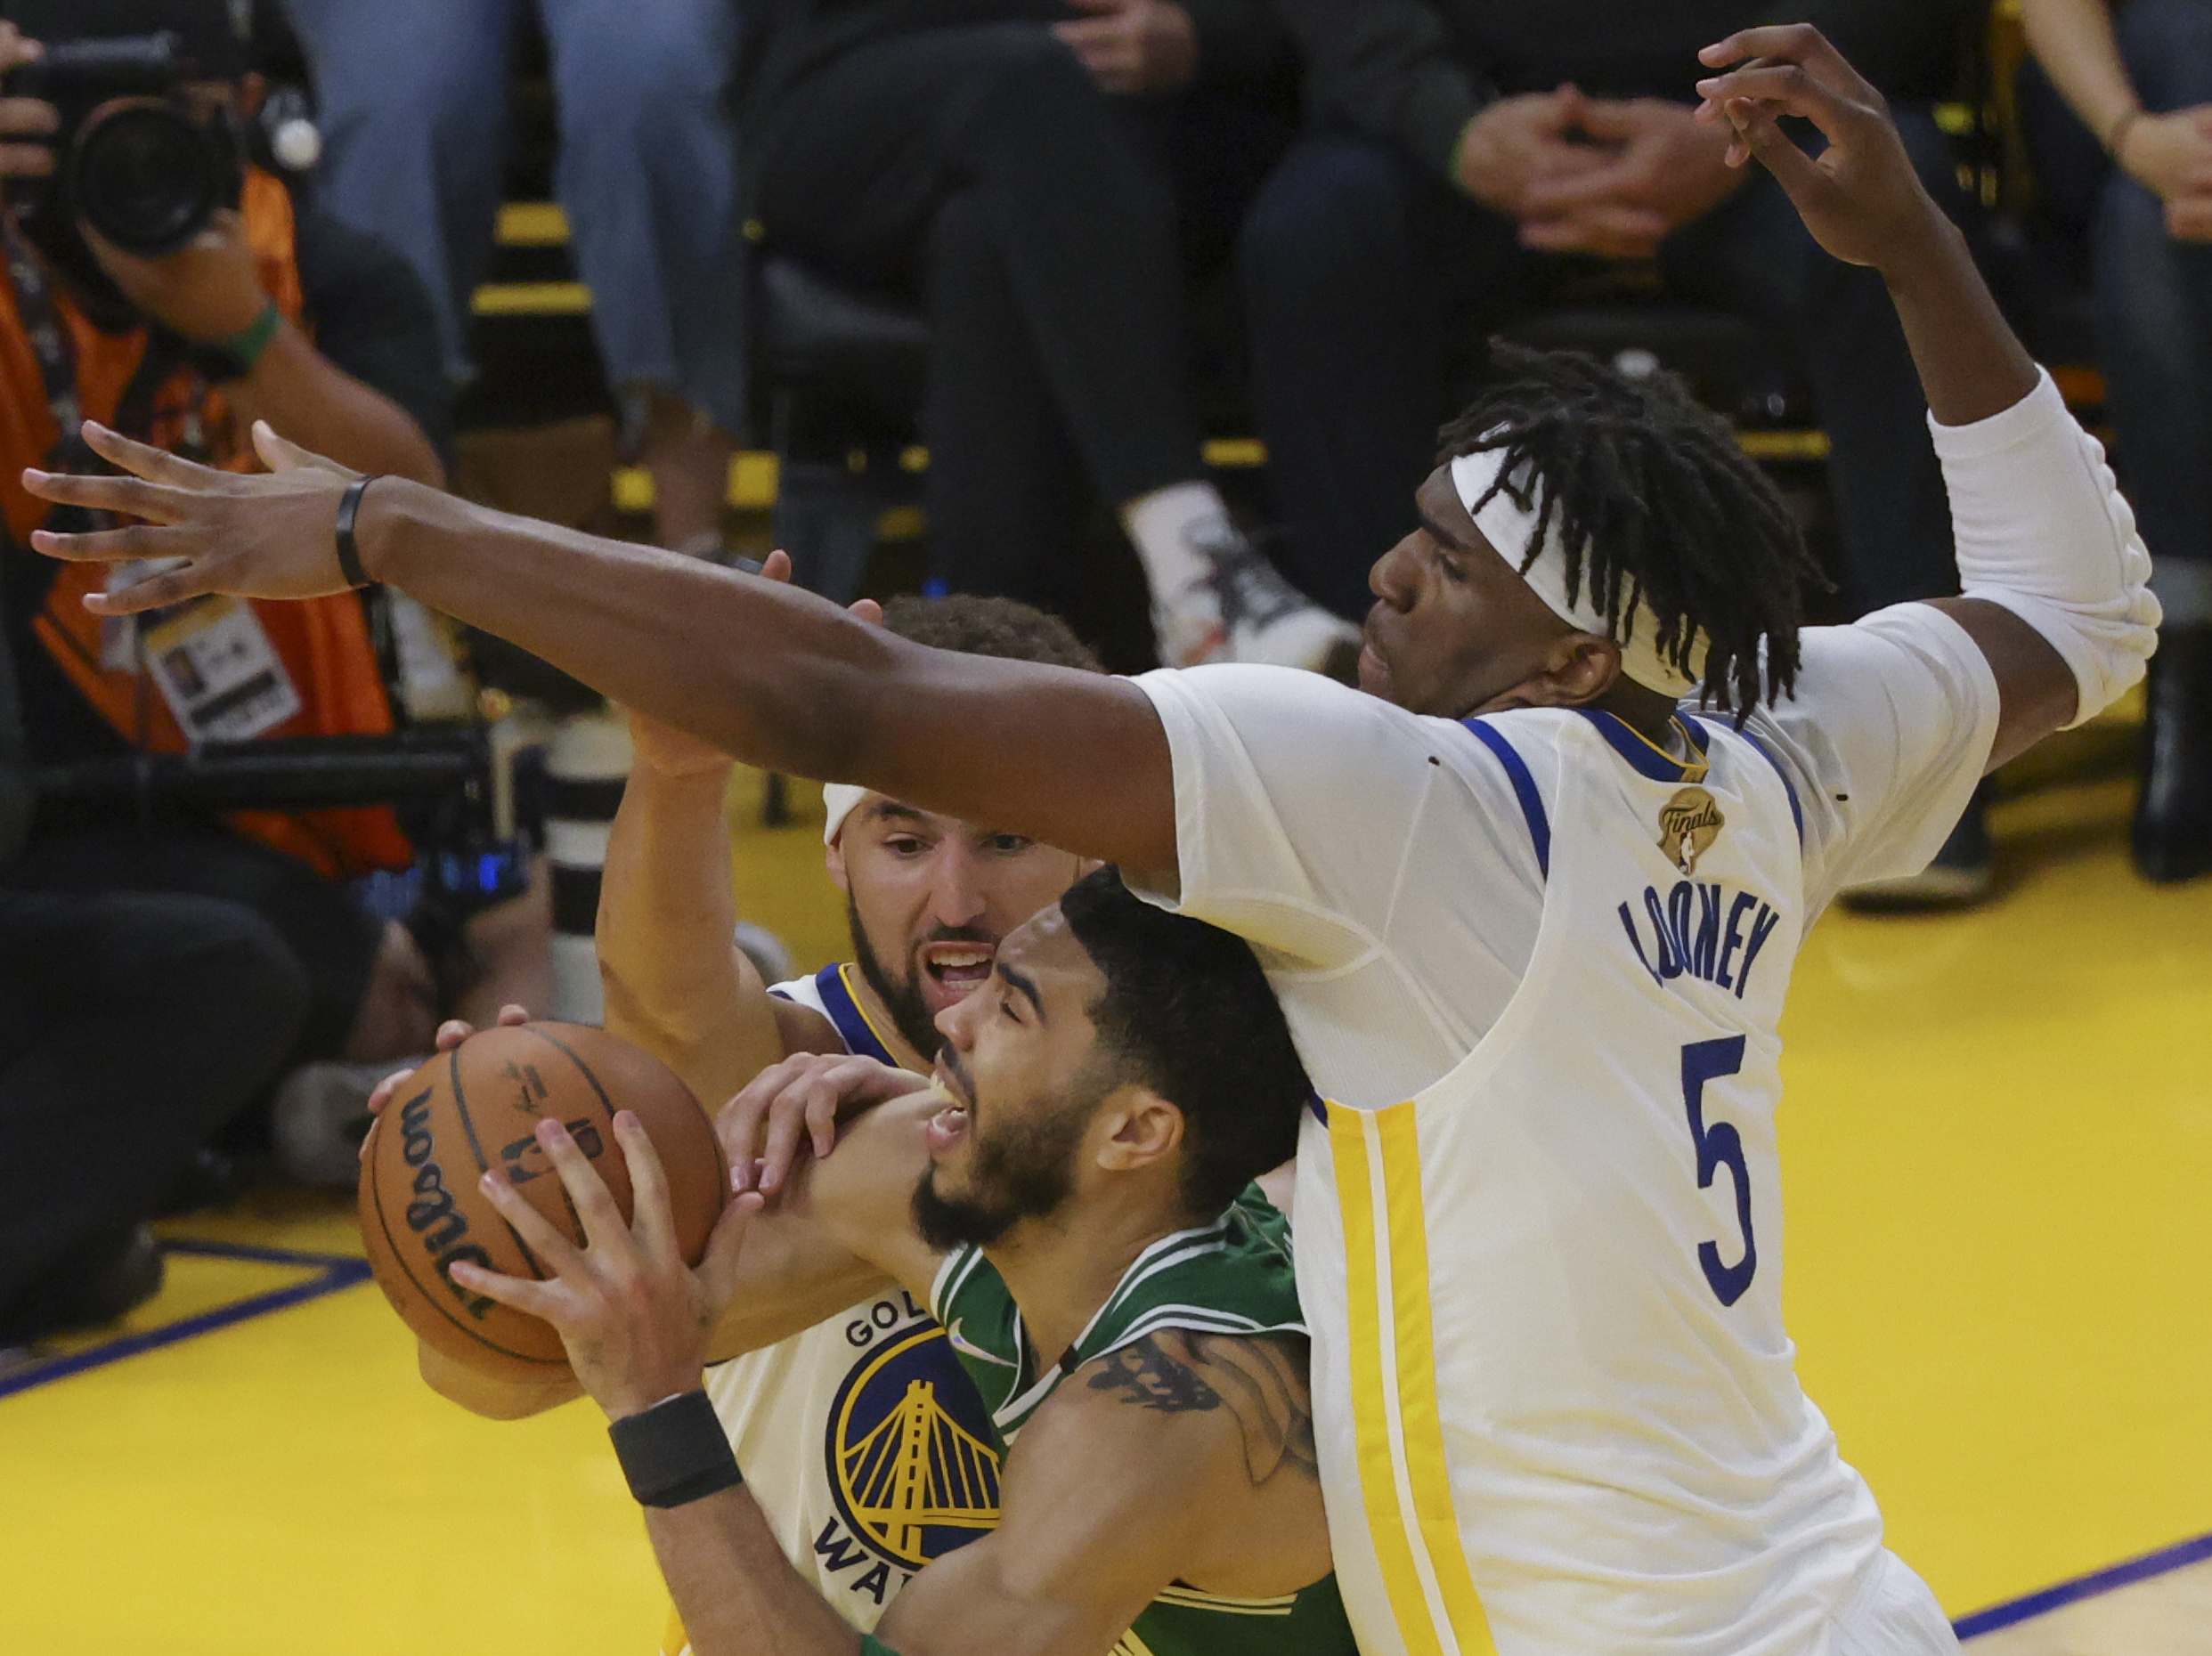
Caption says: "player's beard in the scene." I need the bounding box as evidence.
[910,1054,1106,1250]
[849,894,994,1061]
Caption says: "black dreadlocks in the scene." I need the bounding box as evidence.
[1437,343,1830,719]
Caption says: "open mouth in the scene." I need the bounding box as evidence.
[923,1076,971,1157]
[918,939,996,1002]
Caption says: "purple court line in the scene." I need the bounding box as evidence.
[0,1238,371,1401]
[1956,1528,2212,1639]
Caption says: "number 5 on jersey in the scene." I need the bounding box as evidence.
[1682,1037,1755,1306]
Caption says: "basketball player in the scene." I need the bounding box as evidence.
[27,25,2160,1656]
[415,594,1107,1642]
[451,870,1359,1656]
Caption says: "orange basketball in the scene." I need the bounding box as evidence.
[356,1022,730,1383]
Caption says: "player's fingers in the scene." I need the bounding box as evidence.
[537,1117,631,1254]
[435,1019,476,1051]
[849,597,884,625]
[1727,99,1827,193]
[1698,23,1846,78]
[20,467,192,522]
[760,548,793,583]
[695,1191,765,1305]
[59,547,222,613]
[445,1259,565,1319]
[496,1003,530,1027]
[251,419,358,479]
[806,1081,840,1164]
[0,142,50,175]
[79,420,224,489]
[612,1111,679,1262]
[363,1066,419,1119]
[756,1073,825,1194]
[476,1166,586,1276]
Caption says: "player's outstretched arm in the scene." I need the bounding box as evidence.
[20,427,1180,879]
[1696,26,2157,767]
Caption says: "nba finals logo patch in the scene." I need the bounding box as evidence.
[1659,786,1725,875]
[825,1326,1002,1583]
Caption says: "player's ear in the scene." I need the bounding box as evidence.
[1094,1089,1184,1175]
[825,834,850,893]
[1513,633,1622,710]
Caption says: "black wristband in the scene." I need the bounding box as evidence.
[607,1391,744,1508]
[333,475,381,589]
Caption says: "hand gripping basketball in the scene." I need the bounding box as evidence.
[451,1113,763,1420]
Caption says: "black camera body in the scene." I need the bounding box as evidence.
[6,29,242,262]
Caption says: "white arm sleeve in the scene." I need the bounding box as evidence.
[1933,367,2159,727]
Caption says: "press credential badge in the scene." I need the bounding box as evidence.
[112,559,302,742]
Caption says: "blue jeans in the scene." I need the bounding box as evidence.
[1240,114,1965,621]
[2094,0,2212,623]
[286,0,746,435]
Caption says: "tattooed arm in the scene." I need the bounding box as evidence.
[855,1331,1331,1656]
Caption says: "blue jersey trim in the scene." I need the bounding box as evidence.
[1463,718,1550,878]
[816,962,899,1065]
[1697,716,1806,847]
[1575,708,1711,784]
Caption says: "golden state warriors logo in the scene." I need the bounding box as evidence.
[826,1325,1002,1570]
[1658,786,1725,875]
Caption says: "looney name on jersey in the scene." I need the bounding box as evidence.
[1618,879,1784,1000]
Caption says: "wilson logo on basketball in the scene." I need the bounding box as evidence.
[396,1089,499,1320]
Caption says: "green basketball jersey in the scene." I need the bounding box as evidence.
[926,1192,1357,1656]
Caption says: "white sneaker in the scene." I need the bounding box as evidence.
[272,1059,427,1188]
[1156,527,1362,677]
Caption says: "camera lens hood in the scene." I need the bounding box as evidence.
[69,98,230,257]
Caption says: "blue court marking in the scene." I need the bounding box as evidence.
[1956,1528,2212,1639]
[0,1238,371,1401]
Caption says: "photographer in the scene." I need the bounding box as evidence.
[0,0,534,1182]
[0,545,307,1347]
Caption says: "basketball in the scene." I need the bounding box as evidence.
[356,1022,730,1383]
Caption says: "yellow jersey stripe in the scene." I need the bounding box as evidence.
[1376,1104,1500,1656]
[837,962,907,1059]
[1330,1103,1449,1656]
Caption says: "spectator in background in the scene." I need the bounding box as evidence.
[735,0,1358,674]
[2021,0,2210,883]
[1243,0,1996,900]
[0,2,539,1184]
[281,0,748,558]
[0,578,308,1347]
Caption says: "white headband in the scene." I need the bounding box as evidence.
[1449,449,1701,699]
[823,783,869,846]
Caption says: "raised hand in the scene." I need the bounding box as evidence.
[23,420,364,614]
[450,1111,764,1420]
[718,1052,931,1197]
[1693,25,1944,272]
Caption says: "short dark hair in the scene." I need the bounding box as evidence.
[1438,343,1830,718]
[880,594,1103,673]
[1059,869,1309,1215]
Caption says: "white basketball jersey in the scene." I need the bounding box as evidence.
[660,966,999,1655]
[1298,710,1885,1656]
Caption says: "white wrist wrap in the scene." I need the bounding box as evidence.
[1931,368,2160,728]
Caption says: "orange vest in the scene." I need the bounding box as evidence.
[9,168,412,880]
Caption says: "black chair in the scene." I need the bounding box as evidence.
[751,253,930,607]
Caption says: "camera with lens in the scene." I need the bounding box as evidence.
[4,28,241,283]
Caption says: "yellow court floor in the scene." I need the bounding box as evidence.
[1,770,2207,1655]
